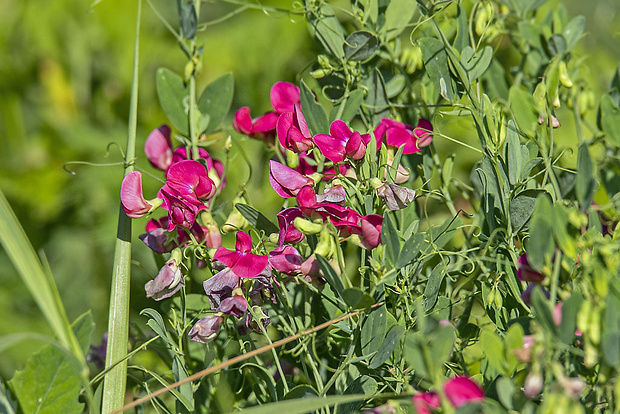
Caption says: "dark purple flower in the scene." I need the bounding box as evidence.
[139,217,177,254]
[203,267,241,309]
[145,257,184,300]
[218,295,248,318]
[188,314,224,344]
[87,333,108,370]
[213,231,269,278]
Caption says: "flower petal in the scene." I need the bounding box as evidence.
[144,125,173,170]
[270,81,300,114]
[313,133,346,163]
[121,171,153,218]
[232,252,269,278]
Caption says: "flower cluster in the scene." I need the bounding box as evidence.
[412,376,485,413]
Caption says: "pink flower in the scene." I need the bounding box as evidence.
[374,118,433,154]
[120,171,155,218]
[313,120,371,163]
[277,106,314,153]
[517,254,545,283]
[144,125,173,170]
[158,186,205,230]
[233,107,279,140]
[269,245,303,275]
[145,257,184,301]
[164,159,216,201]
[269,160,315,198]
[443,376,485,408]
[171,147,226,190]
[359,214,383,250]
[276,208,306,245]
[270,81,300,114]
[213,231,269,278]
[412,392,441,414]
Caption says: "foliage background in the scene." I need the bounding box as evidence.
[0,0,618,378]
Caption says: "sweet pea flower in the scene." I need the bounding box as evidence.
[374,118,433,154]
[139,217,177,254]
[412,392,441,414]
[277,105,314,153]
[270,81,300,113]
[359,214,383,250]
[276,208,306,245]
[375,181,416,210]
[144,125,173,170]
[313,120,371,163]
[171,147,226,191]
[269,245,303,275]
[517,254,545,283]
[233,107,279,140]
[443,376,485,408]
[269,160,315,198]
[158,186,205,230]
[203,267,241,309]
[164,159,216,201]
[213,231,269,278]
[145,255,185,301]
[218,295,248,318]
[188,314,224,344]
[120,171,159,219]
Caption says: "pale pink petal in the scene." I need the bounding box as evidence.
[121,171,153,218]
[269,160,314,198]
[269,245,303,275]
[144,125,173,170]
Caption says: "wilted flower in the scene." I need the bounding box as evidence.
[203,267,241,308]
[443,376,485,408]
[188,314,224,344]
[375,181,416,210]
[218,295,248,318]
[139,217,177,254]
[145,254,185,301]
[213,231,269,278]
[87,333,108,370]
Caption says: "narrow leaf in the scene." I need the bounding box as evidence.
[236,204,279,235]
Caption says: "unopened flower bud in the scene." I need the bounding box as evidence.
[294,217,324,235]
[310,68,331,79]
[559,61,573,88]
[523,372,543,398]
[188,314,224,344]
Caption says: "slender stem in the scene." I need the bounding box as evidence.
[101,1,141,411]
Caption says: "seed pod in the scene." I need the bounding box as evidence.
[559,61,573,88]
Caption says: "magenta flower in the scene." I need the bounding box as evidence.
[164,159,216,201]
[233,107,279,140]
[277,105,314,153]
[269,160,314,198]
[120,171,156,218]
[269,245,303,275]
[359,214,383,250]
[374,118,433,154]
[517,254,545,283]
[213,231,269,278]
[171,147,226,190]
[313,120,371,163]
[158,187,205,230]
[412,392,441,414]
[276,208,306,245]
[443,376,485,408]
[270,81,300,114]
[188,314,224,344]
[145,257,185,301]
[144,125,173,171]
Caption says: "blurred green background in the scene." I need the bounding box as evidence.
[0,0,618,377]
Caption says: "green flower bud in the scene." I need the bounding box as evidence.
[294,217,323,235]
[559,61,573,88]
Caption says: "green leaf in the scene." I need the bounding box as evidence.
[243,363,279,402]
[172,356,195,411]
[300,80,329,135]
[307,4,345,60]
[0,378,17,414]
[552,203,577,258]
[424,264,446,312]
[235,204,279,235]
[396,233,427,268]
[429,325,456,368]
[361,305,387,355]
[338,377,378,414]
[344,31,378,61]
[600,94,620,147]
[178,1,197,39]
[404,332,427,378]
[495,376,516,410]
[527,194,554,270]
[316,254,344,296]
[156,67,189,135]
[381,212,400,266]
[342,288,374,309]
[332,89,364,123]
[365,69,390,123]
[506,121,522,185]
[563,15,585,50]
[197,73,234,134]
[369,325,405,369]
[508,86,538,136]
[480,330,505,376]
[460,46,493,81]
[9,314,94,414]
[419,37,455,103]
[531,286,558,337]
[509,189,542,232]
[383,0,416,40]
[283,384,318,400]
[453,5,469,52]
[140,308,175,347]
[560,292,583,344]
[576,142,596,210]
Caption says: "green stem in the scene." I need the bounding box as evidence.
[101,1,141,411]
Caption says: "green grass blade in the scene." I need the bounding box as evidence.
[101,0,142,411]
